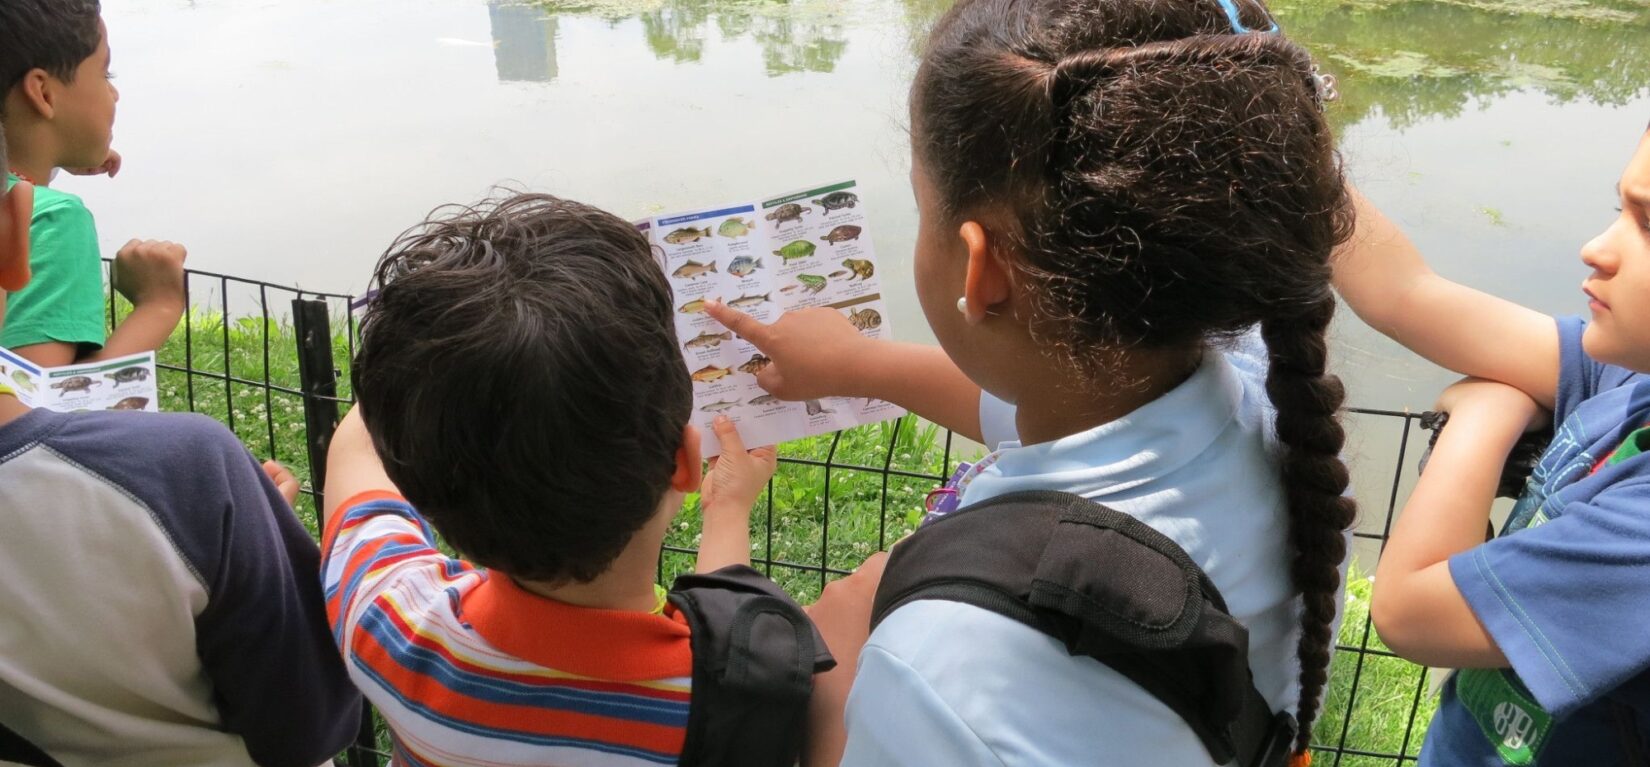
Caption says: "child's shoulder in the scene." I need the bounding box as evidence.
[45,410,265,497]
[27,183,93,221]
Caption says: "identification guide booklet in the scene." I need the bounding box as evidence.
[638,179,906,457]
[0,346,160,413]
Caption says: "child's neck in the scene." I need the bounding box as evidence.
[515,507,673,613]
[1011,347,1201,446]
[2,124,58,188]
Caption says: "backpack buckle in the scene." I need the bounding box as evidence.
[1252,712,1299,767]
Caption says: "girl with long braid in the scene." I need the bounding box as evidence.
[705,0,1354,763]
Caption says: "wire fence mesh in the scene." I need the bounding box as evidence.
[114,264,1442,766]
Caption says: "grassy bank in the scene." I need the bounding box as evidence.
[151,307,1433,757]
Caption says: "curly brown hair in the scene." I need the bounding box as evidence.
[913,0,1357,753]
[353,193,693,584]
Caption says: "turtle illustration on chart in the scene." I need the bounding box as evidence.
[10,370,36,393]
[765,203,812,225]
[105,366,151,388]
[774,240,817,263]
[812,191,858,213]
[51,376,100,395]
[820,225,862,245]
[109,397,150,411]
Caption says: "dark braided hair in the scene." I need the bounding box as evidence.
[913,0,1356,754]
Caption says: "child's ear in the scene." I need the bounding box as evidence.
[670,423,704,492]
[15,69,57,120]
[0,180,33,292]
[959,220,1011,324]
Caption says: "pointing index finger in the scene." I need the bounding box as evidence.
[704,300,771,347]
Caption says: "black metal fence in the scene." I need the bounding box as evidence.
[113,265,1441,766]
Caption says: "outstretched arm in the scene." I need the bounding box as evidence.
[1335,187,1560,408]
[704,302,984,441]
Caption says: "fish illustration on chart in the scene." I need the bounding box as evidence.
[820,225,862,245]
[739,354,772,375]
[813,192,858,212]
[774,240,817,263]
[672,260,718,280]
[678,297,720,314]
[664,226,712,245]
[795,274,827,295]
[749,394,782,407]
[684,330,732,350]
[842,258,875,281]
[691,366,733,384]
[51,376,100,394]
[727,293,770,310]
[847,308,882,331]
[765,203,811,225]
[700,399,741,413]
[718,217,753,238]
[728,256,764,278]
[805,399,835,417]
[109,397,149,411]
[105,366,151,387]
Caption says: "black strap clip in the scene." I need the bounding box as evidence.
[1249,711,1299,767]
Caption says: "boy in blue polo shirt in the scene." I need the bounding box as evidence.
[1341,125,1650,764]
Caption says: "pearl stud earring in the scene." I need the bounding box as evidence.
[956,297,969,315]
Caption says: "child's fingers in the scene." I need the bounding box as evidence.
[261,459,301,506]
[705,301,772,348]
[711,414,746,456]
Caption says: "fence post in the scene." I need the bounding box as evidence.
[292,298,341,498]
[291,298,378,767]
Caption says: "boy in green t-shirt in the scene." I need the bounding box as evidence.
[0,0,185,366]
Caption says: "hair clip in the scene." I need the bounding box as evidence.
[1215,0,1280,34]
[1312,66,1339,109]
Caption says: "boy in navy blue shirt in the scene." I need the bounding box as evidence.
[1337,125,1650,765]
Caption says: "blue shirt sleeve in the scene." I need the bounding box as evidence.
[50,413,362,765]
[1449,473,1650,717]
[190,428,365,766]
[1553,316,1635,427]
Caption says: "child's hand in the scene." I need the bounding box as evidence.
[64,149,122,178]
[112,239,187,310]
[703,302,877,401]
[262,459,301,507]
[699,415,778,515]
[695,416,777,573]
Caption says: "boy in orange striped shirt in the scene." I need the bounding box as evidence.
[321,193,821,766]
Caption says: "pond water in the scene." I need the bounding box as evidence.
[77,0,1650,424]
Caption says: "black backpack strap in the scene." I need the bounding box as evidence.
[872,489,1296,767]
[0,721,62,767]
[668,564,836,767]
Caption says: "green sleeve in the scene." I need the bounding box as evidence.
[0,193,107,351]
